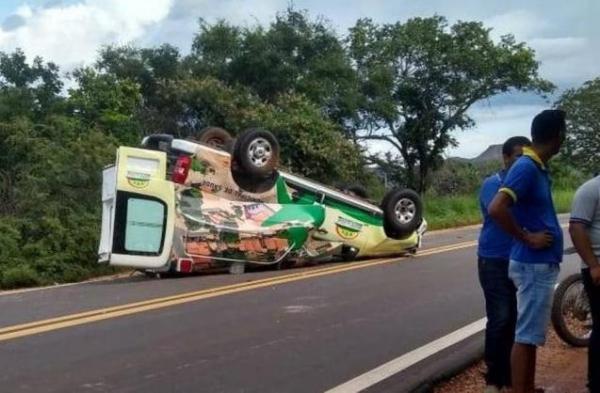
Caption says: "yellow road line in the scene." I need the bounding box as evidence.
[0,240,477,343]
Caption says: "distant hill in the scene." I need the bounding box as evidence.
[471,144,502,164]
[449,144,502,165]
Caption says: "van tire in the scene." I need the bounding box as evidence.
[381,188,422,239]
[233,128,280,178]
[341,246,360,262]
[196,127,233,151]
[231,168,279,194]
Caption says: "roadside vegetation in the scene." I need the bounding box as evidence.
[425,189,576,231]
[0,8,596,289]
[424,157,586,230]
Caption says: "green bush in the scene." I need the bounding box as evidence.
[429,160,500,196]
[1,266,42,289]
[0,117,119,289]
[0,219,22,265]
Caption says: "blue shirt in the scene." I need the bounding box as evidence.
[499,148,563,264]
[478,171,512,259]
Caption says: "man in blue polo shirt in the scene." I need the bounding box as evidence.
[488,109,566,393]
[478,136,531,393]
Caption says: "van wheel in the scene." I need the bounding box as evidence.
[231,168,278,194]
[341,246,359,262]
[233,128,280,178]
[196,127,233,151]
[381,189,422,239]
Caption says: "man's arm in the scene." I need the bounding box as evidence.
[488,192,553,249]
[569,223,600,270]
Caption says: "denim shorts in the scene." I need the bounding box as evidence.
[508,260,560,346]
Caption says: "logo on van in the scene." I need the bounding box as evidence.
[127,171,150,189]
[335,217,362,240]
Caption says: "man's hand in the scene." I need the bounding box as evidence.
[523,231,554,249]
[590,264,600,286]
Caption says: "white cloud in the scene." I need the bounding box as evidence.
[0,0,174,71]
[139,0,286,51]
[447,103,547,158]
[483,10,599,86]
[528,37,598,85]
[484,10,547,41]
[530,37,588,58]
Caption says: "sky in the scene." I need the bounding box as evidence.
[0,0,597,158]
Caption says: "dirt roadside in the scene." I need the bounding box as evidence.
[433,330,588,393]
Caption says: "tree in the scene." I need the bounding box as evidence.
[348,16,553,192]
[0,48,63,121]
[0,50,119,288]
[0,49,65,217]
[97,44,182,99]
[68,67,142,144]
[556,78,600,174]
[0,115,117,288]
[189,8,361,132]
[95,44,184,135]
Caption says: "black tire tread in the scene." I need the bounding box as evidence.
[196,127,233,151]
[551,273,590,347]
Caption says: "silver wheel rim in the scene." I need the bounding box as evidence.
[394,198,416,224]
[247,137,272,168]
[560,281,592,341]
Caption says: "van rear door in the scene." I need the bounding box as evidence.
[98,164,116,263]
[98,147,175,269]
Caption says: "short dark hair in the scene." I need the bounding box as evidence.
[502,136,531,156]
[531,109,566,144]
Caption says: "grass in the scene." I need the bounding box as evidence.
[552,188,575,214]
[425,188,575,231]
[424,193,481,230]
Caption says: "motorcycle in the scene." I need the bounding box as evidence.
[551,247,592,347]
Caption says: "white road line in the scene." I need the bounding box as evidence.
[325,318,487,393]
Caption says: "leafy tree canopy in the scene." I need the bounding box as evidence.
[348,16,554,191]
[0,48,63,121]
[556,77,600,174]
[190,9,361,130]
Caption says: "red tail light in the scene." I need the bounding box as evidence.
[177,258,193,273]
[171,155,191,184]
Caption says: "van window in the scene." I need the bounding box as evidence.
[125,198,165,253]
[112,192,167,256]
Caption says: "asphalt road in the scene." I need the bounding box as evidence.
[0,216,577,393]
